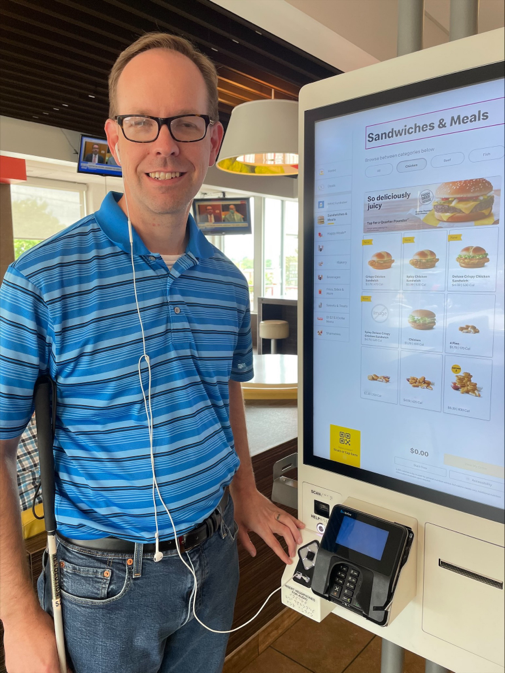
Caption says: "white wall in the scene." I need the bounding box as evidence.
[0,116,81,164]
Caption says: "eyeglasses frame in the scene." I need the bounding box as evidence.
[114,114,216,143]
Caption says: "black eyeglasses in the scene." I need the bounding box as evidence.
[115,114,215,143]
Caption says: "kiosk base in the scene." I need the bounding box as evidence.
[425,660,450,673]
[381,640,405,673]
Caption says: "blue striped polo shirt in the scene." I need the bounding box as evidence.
[0,192,253,542]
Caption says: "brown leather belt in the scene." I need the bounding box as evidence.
[59,489,230,554]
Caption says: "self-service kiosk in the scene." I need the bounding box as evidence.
[282,29,504,673]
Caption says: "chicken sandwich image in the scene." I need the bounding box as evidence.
[368,251,394,270]
[409,249,439,269]
[456,245,490,268]
[408,309,436,330]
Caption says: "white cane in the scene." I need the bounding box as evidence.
[34,376,67,673]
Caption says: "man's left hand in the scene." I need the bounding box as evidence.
[230,485,305,565]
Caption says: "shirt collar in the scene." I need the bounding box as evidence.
[95,191,214,261]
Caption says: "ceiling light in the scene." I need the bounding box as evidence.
[43,112,49,115]
[62,103,69,107]
[53,107,59,111]
[211,47,218,52]
[217,100,298,176]
[88,94,95,98]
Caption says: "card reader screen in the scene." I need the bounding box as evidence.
[336,517,389,560]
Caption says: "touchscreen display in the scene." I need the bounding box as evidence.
[336,517,389,561]
[309,70,504,518]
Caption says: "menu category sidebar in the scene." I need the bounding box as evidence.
[314,162,353,342]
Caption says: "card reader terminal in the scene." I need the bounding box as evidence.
[310,505,414,626]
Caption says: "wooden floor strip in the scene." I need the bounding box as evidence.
[223,607,302,673]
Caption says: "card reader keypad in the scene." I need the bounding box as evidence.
[330,564,360,605]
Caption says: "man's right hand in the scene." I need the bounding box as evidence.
[3,606,72,673]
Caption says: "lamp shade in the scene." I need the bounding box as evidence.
[217,99,298,176]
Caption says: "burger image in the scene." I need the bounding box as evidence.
[368,251,394,270]
[409,249,439,269]
[408,309,436,330]
[456,245,490,268]
[432,178,494,222]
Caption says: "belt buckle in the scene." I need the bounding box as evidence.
[178,536,186,554]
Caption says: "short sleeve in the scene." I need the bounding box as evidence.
[230,303,254,382]
[0,265,50,439]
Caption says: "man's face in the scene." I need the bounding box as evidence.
[229,205,236,213]
[92,145,99,155]
[105,49,223,221]
[206,206,213,214]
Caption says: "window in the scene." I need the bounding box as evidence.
[283,200,298,298]
[11,179,86,259]
[222,199,255,308]
[263,198,298,298]
[263,198,282,296]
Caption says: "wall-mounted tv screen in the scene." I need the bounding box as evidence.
[77,135,122,178]
[193,197,252,235]
[303,62,504,523]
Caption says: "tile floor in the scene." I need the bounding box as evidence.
[240,613,451,673]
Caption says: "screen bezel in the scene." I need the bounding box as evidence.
[302,62,505,525]
[77,135,123,178]
[192,197,252,235]
[321,507,406,575]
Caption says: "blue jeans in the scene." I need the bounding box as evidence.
[38,497,239,673]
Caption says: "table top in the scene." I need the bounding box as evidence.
[246,354,298,387]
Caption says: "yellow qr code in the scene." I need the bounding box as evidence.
[330,425,361,468]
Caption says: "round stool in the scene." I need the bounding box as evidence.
[259,320,289,354]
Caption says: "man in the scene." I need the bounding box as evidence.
[223,204,244,222]
[199,204,215,223]
[84,143,105,163]
[0,33,303,673]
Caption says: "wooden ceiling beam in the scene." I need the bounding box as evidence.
[217,68,299,99]
[7,0,132,45]
[1,5,123,55]
[99,0,322,85]
[0,67,108,102]
[0,87,108,119]
[0,35,110,79]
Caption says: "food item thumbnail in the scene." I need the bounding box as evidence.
[368,374,390,383]
[452,372,480,396]
[317,215,325,225]
[407,376,434,390]
[409,249,439,269]
[368,251,394,270]
[408,309,436,330]
[459,324,479,334]
[456,245,490,268]
[433,178,494,223]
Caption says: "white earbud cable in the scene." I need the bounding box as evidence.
[123,186,283,633]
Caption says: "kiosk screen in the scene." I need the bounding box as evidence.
[304,63,504,522]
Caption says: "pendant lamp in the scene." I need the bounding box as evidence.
[217,99,298,176]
